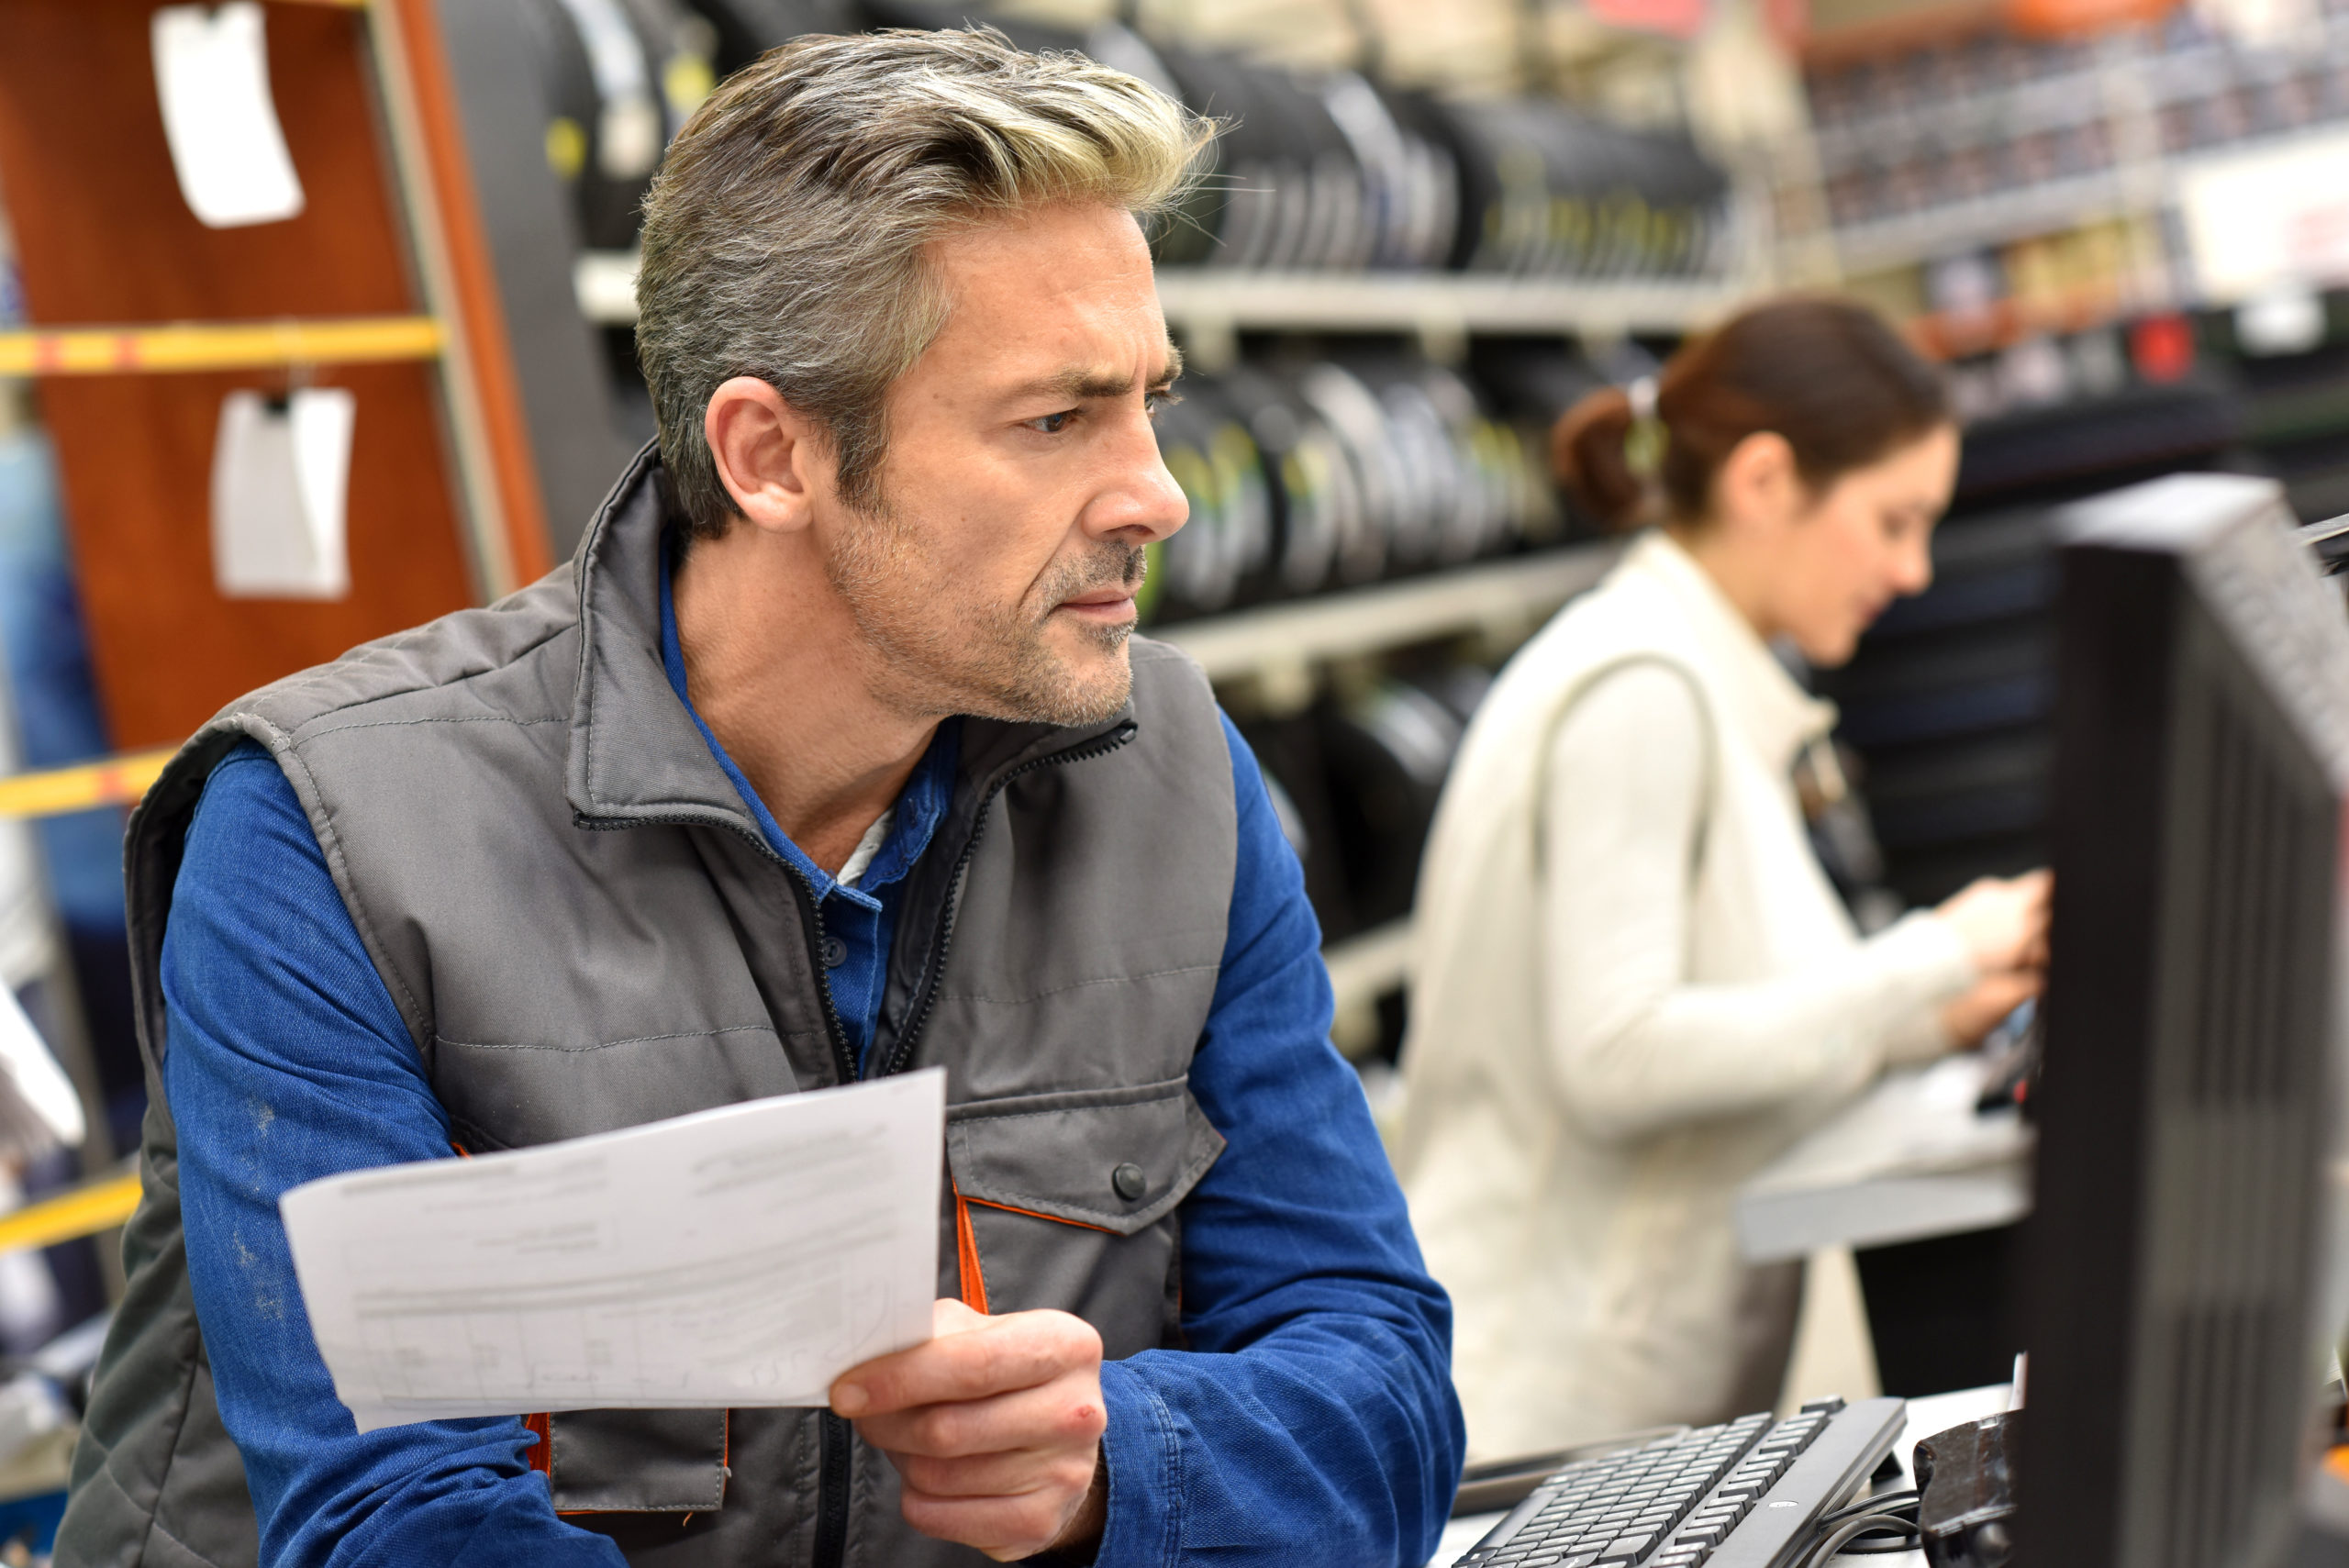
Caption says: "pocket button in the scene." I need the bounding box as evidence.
[1111,1162,1147,1202]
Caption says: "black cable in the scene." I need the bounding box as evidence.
[1798,1487,1924,1565]
[1837,1523,1926,1555]
[1818,1488,1918,1527]
[1801,1512,1915,1564]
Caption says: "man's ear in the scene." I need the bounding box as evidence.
[705,376,829,536]
[1713,430,1801,538]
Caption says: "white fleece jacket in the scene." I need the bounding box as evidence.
[1395,529,1975,1461]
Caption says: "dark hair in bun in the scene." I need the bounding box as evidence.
[1551,295,1953,535]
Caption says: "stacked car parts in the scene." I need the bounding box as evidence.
[519,0,718,250]
[1143,355,1564,622]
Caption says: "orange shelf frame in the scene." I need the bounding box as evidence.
[0,750,176,821]
[0,315,443,377]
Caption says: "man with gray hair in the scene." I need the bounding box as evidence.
[57,27,1462,1568]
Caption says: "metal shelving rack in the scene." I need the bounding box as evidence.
[575,248,1745,361]
[1156,545,1615,688]
[1150,271,1745,368]
[1782,9,2349,287]
[1155,543,1619,1051]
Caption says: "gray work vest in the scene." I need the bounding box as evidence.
[56,446,1237,1568]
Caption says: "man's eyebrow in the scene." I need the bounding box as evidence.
[1006,341,1186,405]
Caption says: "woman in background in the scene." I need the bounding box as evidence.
[1394,297,2049,1460]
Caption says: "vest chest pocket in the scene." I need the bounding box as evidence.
[946,1076,1225,1360]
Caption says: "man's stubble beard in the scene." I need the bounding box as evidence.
[822,493,1148,728]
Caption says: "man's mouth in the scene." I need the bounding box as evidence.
[1058,586,1137,617]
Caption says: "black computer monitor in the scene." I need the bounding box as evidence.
[2018,473,2349,1567]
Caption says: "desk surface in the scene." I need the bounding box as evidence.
[1425,1385,2013,1568]
[1736,1057,2033,1263]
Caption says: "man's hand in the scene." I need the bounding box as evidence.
[830,1299,1108,1562]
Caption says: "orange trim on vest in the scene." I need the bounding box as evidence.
[959,1194,1117,1234]
[523,1412,552,1476]
[953,1188,990,1314]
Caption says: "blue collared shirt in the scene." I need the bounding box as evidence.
[656,544,959,1067]
[161,617,1463,1568]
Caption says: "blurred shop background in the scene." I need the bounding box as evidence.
[0,0,2336,1551]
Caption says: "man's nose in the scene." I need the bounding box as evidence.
[1086,422,1188,543]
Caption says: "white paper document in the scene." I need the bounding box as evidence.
[282,1070,942,1434]
[210,387,353,600]
[151,3,306,229]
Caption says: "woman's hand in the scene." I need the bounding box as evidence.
[1934,870,2052,1048]
[1937,870,2051,975]
[1940,967,2043,1048]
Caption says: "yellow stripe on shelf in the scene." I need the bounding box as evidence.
[0,316,442,378]
[0,1170,141,1257]
[0,750,175,821]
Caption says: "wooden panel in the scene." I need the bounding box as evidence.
[0,0,478,748]
[37,366,474,747]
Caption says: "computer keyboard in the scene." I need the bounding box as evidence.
[1452,1396,1908,1568]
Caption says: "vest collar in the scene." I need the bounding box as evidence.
[1620,528,1838,775]
[563,446,1137,837]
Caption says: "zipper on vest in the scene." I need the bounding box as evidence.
[816,1411,852,1568]
[879,719,1137,1081]
[714,848,868,1567]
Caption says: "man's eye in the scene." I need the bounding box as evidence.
[1145,391,1178,420]
[1028,410,1076,435]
